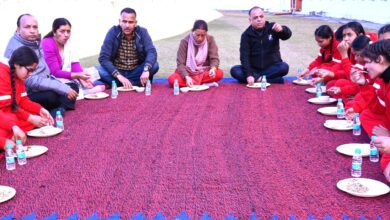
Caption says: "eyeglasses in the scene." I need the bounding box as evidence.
[24,66,36,74]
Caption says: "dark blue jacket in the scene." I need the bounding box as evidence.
[240,21,292,77]
[98,25,157,75]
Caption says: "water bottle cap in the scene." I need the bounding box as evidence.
[56,110,61,115]
[355,148,361,154]
[16,140,22,145]
[338,98,342,102]
[371,136,377,140]
[354,113,360,116]
[6,143,12,149]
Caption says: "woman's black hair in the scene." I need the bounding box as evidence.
[315,25,334,62]
[192,20,208,32]
[8,46,39,111]
[335,24,346,42]
[351,35,370,52]
[344,21,365,36]
[362,40,390,82]
[44,17,72,39]
[378,24,390,37]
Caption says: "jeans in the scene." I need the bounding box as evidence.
[96,62,159,87]
[230,62,289,84]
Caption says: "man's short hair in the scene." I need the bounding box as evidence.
[248,6,264,16]
[120,7,136,16]
[16,13,32,27]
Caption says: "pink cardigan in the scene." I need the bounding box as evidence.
[41,37,83,79]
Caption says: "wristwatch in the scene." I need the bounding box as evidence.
[143,66,150,72]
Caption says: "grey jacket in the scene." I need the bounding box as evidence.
[4,33,70,95]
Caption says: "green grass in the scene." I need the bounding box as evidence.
[80,12,378,78]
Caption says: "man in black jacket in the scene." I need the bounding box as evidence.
[230,6,292,84]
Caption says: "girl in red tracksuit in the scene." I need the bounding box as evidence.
[298,25,341,82]
[319,22,377,107]
[0,46,53,149]
[351,40,390,179]
[318,22,378,80]
[327,35,371,103]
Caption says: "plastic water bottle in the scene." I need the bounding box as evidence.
[5,144,16,171]
[173,79,179,95]
[111,80,118,99]
[16,140,27,165]
[352,113,361,136]
[260,75,267,91]
[316,83,322,97]
[351,148,362,177]
[336,98,345,119]
[369,136,379,162]
[145,80,152,96]
[297,67,302,78]
[56,110,64,130]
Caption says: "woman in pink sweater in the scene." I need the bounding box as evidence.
[42,18,105,96]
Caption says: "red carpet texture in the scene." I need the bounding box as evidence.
[0,82,389,219]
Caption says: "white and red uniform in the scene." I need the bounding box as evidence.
[326,32,378,103]
[0,62,42,148]
[358,66,390,171]
[308,38,342,82]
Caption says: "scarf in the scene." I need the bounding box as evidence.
[186,33,208,74]
[59,39,79,83]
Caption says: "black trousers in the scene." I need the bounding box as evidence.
[230,62,289,84]
[28,82,79,111]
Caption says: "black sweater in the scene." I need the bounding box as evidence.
[239,21,292,77]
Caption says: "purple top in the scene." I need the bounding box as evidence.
[41,37,83,79]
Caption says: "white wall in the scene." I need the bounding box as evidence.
[299,0,390,24]
[0,0,222,58]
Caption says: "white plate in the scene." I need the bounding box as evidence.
[308,97,337,104]
[317,106,338,116]
[337,178,390,197]
[24,145,48,158]
[336,143,370,157]
[246,82,271,89]
[324,120,353,131]
[0,185,16,203]
[84,92,109,99]
[293,79,310,85]
[117,86,136,92]
[305,86,326,94]
[181,85,209,92]
[27,126,63,137]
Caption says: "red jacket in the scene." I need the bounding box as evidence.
[308,38,342,71]
[359,76,390,118]
[0,62,42,146]
[333,32,378,80]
